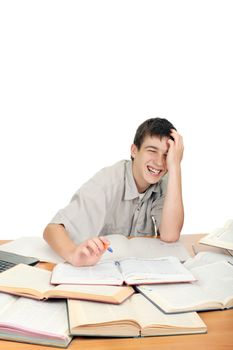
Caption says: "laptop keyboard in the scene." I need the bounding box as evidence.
[0,250,39,272]
[0,260,16,273]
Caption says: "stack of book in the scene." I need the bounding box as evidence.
[1,226,232,347]
[0,262,207,343]
[0,293,72,348]
[0,234,207,347]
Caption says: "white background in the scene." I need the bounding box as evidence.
[0,1,232,239]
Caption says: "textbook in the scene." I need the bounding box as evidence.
[68,293,207,337]
[51,256,196,286]
[0,264,134,304]
[0,293,72,347]
[137,261,233,313]
[100,234,190,262]
[199,219,233,251]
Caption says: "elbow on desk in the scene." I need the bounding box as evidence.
[159,222,183,243]
[43,225,50,242]
[160,237,180,243]
[43,224,58,243]
[159,231,181,243]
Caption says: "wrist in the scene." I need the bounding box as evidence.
[167,164,181,176]
[64,245,79,265]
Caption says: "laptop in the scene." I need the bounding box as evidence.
[0,250,39,273]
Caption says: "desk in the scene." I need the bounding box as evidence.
[0,234,233,350]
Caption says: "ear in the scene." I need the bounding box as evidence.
[131,144,138,160]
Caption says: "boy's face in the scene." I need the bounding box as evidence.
[131,135,169,193]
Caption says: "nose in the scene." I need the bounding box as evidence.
[154,153,164,167]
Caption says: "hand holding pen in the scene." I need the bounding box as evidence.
[100,238,113,253]
[69,236,113,267]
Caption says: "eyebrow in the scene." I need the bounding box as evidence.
[145,146,158,150]
[145,145,168,154]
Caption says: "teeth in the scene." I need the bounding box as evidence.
[148,166,160,174]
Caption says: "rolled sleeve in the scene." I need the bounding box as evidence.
[50,183,108,244]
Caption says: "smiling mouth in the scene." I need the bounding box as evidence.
[147,166,162,175]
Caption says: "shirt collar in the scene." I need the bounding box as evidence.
[124,160,160,200]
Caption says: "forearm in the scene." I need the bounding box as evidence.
[159,166,184,242]
[43,224,110,266]
[43,224,77,263]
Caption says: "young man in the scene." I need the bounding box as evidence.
[43,118,184,266]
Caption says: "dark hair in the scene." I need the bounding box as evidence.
[133,117,176,150]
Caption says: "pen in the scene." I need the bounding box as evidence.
[101,239,113,253]
[107,246,113,253]
[151,216,158,237]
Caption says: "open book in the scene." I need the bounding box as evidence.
[199,219,233,251]
[137,261,233,313]
[0,264,134,304]
[51,256,196,286]
[0,293,71,347]
[100,234,190,262]
[68,293,207,337]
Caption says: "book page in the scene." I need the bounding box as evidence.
[100,234,190,262]
[51,260,124,285]
[138,261,233,312]
[68,296,135,326]
[0,264,54,296]
[68,295,139,336]
[100,234,130,261]
[119,257,195,284]
[208,228,233,243]
[138,282,217,313]
[0,236,64,263]
[199,220,233,250]
[193,261,233,305]
[0,293,17,314]
[68,294,206,337]
[132,294,206,333]
[0,296,70,338]
[224,219,233,230]
[128,237,190,262]
[184,251,233,269]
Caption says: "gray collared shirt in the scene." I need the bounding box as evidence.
[50,160,168,244]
